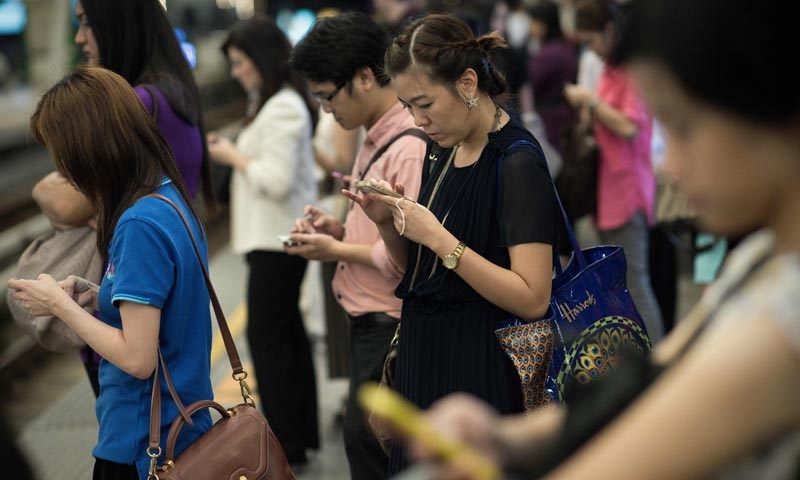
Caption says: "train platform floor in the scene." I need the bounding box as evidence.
[10,242,352,480]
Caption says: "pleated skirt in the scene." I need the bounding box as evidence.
[387,299,524,475]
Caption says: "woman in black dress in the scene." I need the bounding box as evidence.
[347,13,558,475]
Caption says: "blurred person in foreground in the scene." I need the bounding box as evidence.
[397,0,800,478]
[9,66,213,480]
[206,15,320,467]
[288,12,427,479]
[347,13,557,476]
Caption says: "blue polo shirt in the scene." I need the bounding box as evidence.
[94,180,213,478]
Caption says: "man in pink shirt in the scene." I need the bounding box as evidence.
[287,12,426,479]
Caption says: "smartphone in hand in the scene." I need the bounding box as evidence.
[358,382,500,480]
[277,235,302,247]
[354,180,403,198]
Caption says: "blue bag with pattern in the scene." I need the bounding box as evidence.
[545,243,651,403]
[494,140,651,408]
[544,182,651,404]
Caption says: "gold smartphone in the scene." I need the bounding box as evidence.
[358,382,500,480]
[354,180,403,198]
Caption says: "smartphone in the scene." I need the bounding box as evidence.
[277,235,302,247]
[354,180,403,198]
[358,382,500,480]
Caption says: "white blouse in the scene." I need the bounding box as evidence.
[229,87,317,254]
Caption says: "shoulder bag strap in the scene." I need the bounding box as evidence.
[358,128,427,181]
[146,193,253,471]
[147,193,244,374]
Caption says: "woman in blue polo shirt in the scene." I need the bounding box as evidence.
[8,65,213,480]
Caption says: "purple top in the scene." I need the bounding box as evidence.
[528,39,578,152]
[136,84,203,199]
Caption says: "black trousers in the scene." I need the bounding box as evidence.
[92,458,137,480]
[246,251,319,462]
[323,260,350,378]
[343,312,398,480]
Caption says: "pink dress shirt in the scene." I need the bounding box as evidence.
[332,102,427,318]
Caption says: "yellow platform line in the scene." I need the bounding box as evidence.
[210,302,247,367]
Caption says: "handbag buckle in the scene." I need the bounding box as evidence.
[233,371,256,406]
[147,446,163,479]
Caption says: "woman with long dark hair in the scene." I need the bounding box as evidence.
[206,15,320,466]
[73,0,213,201]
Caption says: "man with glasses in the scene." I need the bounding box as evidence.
[289,11,426,480]
[316,79,347,104]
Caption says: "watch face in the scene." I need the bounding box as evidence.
[443,255,457,269]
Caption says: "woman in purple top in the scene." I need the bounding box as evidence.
[74,0,212,201]
[32,0,215,398]
[527,0,579,153]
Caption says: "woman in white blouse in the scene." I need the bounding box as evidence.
[207,14,320,466]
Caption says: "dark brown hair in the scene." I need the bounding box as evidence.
[30,65,195,260]
[80,0,216,215]
[384,13,508,97]
[222,14,318,129]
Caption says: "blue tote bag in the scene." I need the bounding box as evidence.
[544,211,651,404]
[495,140,651,409]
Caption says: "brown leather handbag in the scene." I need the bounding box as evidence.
[145,194,295,480]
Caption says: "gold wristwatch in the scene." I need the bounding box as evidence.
[442,241,466,270]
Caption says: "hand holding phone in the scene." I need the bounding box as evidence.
[354,180,403,198]
[358,382,500,480]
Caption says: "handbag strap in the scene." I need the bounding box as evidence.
[147,193,245,375]
[148,351,192,446]
[145,192,254,477]
[497,140,587,274]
